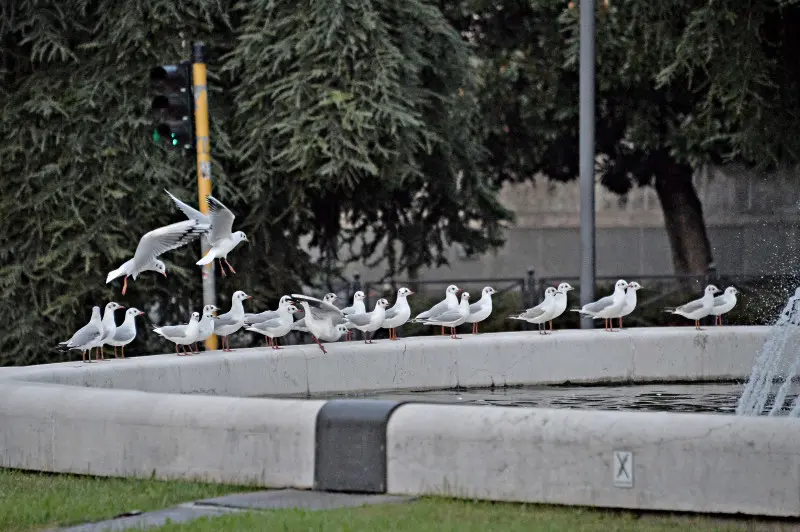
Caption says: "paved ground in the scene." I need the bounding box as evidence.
[58,489,416,531]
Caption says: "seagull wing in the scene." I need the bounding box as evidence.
[414,298,448,321]
[66,322,102,349]
[345,312,372,327]
[251,317,283,330]
[468,301,484,314]
[206,195,236,243]
[165,189,210,225]
[291,294,344,317]
[583,294,615,314]
[676,298,705,314]
[214,314,240,328]
[424,309,462,324]
[131,220,208,271]
[712,295,730,307]
[154,324,188,338]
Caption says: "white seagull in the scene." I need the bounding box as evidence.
[194,306,219,350]
[244,295,294,325]
[381,287,414,340]
[345,298,390,344]
[711,286,739,326]
[106,220,209,295]
[549,282,574,331]
[290,293,338,334]
[106,307,145,359]
[291,293,347,353]
[56,306,104,363]
[509,287,558,334]
[666,284,721,330]
[213,290,252,351]
[98,301,125,360]
[464,286,496,334]
[340,291,366,341]
[413,284,460,335]
[153,311,200,356]
[422,292,471,339]
[194,196,248,275]
[571,279,630,331]
[617,281,643,329]
[245,303,301,349]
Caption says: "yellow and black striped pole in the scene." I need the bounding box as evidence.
[192,42,218,351]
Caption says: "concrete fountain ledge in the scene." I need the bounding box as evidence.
[3,325,800,518]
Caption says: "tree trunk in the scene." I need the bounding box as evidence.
[653,158,714,276]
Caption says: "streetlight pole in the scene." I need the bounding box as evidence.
[192,42,218,350]
[578,0,596,329]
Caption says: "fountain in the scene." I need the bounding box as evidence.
[736,287,800,416]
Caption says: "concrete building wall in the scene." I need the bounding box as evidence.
[344,164,800,282]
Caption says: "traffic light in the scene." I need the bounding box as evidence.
[150,62,193,151]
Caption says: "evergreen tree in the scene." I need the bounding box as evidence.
[0,0,510,365]
[444,0,800,276]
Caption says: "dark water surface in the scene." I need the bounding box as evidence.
[309,383,795,415]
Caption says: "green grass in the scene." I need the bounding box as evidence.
[2,468,793,532]
[0,468,251,532]
[148,498,777,532]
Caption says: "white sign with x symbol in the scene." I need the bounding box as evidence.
[613,450,634,488]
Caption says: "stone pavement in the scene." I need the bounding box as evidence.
[58,489,416,531]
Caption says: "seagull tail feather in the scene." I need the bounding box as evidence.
[196,251,216,266]
[106,267,125,284]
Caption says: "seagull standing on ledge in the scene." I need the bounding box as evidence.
[422,292,471,339]
[666,284,721,330]
[344,299,390,344]
[153,312,200,356]
[340,291,366,341]
[464,286,496,334]
[106,307,145,358]
[413,284,460,336]
[710,286,738,325]
[571,279,630,331]
[56,306,104,363]
[549,283,574,331]
[213,290,252,351]
[618,281,643,329]
[509,287,557,334]
[382,287,414,340]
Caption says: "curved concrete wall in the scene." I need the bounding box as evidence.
[6,326,771,397]
[387,403,800,516]
[2,326,798,517]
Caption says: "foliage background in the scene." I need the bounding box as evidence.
[0,0,511,365]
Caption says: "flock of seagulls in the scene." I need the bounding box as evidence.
[57,276,740,362]
[55,191,743,361]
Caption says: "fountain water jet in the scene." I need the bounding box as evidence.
[736,288,800,416]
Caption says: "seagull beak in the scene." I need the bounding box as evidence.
[408,291,415,295]
[247,295,253,299]
[161,272,167,277]
[118,305,125,309]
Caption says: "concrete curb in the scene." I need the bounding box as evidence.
[3,326,798,518]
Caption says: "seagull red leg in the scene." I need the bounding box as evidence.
[224,259,237,274]
[313,336,327,354]
[122,276,128,295]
